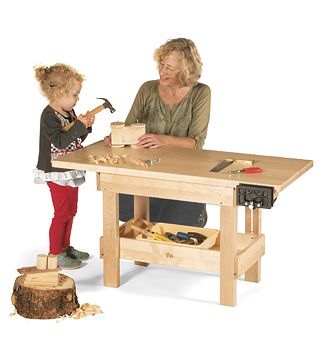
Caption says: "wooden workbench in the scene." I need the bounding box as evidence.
[52,140,312,306]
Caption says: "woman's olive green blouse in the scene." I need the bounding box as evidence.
[125,80,211,149]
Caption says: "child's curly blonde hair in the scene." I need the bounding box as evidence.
[34,63,84,101]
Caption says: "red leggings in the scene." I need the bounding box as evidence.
[47,182,78,255]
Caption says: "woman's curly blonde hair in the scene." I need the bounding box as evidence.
[34,63,84,101]
[154,38,202,87]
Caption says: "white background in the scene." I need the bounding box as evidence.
[0,0,319,359]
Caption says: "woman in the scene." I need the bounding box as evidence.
[105,38,211,226]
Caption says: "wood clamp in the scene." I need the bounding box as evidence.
[236,183,275,209]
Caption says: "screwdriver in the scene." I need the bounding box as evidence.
[229,167,263,174]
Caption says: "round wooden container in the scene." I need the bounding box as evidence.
[110,121,125,128]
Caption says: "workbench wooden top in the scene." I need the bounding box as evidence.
[52,140,312,193]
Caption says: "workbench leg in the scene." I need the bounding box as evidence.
[102,191,120,287]
[134,195,150,267]
[220,205,237,306]
[244,207,261,283]
[134,195,150,221]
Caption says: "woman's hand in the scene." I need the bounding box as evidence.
[104,134,112,146]
[136,134,169,148]
[103,133,166,148]
[103,133,195,148]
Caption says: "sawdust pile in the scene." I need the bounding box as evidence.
[71,303,103,319]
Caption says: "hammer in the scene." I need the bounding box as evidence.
[63,97,116,131]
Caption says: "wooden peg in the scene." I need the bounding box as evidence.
[36,254,48,270]
[47,255,58,270]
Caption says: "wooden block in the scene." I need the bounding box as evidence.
[17,266,61,274]
[111,123,145,145]
[36,254,48,270]
[25,271,60,279]
[24,269,60,287]
[24,278,59,287]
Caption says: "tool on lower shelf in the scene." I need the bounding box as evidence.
[229,167,263,174]
[131,224,175,243]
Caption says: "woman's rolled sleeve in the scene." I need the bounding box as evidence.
[188,85,211,149]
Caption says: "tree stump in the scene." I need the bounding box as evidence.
[12,274,79,319]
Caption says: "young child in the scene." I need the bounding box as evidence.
[33,63,95,270]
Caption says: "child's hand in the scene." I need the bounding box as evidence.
[78,114,95,128]
[85,113,95,128]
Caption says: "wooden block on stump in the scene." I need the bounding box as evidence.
[36,254,48,270]
[47,255,58,270]
[12,274,79,319]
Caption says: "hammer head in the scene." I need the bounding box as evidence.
[97,97,116,113]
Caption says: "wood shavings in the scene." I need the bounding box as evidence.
[9,309,17,316]
[88,154,152,167]
[71,303,103,319]
[127,158,149,167]
[88,154,127,165]
[9,304,102,320]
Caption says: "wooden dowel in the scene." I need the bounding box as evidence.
[47,255,58,270]
[36,254,48,270]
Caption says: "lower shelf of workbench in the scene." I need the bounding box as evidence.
[100,220,265,278]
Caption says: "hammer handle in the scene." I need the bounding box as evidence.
[62,104,106,132]
[86,104,106,117]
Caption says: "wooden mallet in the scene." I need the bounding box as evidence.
[63,97,116,131]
